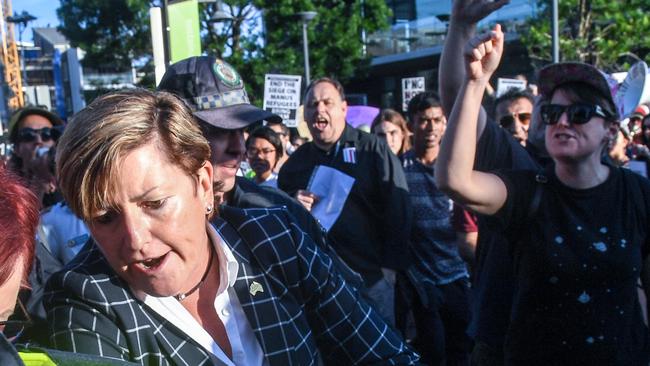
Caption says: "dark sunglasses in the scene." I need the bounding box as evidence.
[17,126,62,143]
[540,103,609,126]
[499,112,532,128]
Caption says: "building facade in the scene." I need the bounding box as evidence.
[347,0,538,113]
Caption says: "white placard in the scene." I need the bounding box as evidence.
[307,165,355,232]
[402,77,426,112]
[263,74,302,127]
[496,78,527,98]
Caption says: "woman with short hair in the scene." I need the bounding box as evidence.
[46,88,418,365]
[435,25,650,365]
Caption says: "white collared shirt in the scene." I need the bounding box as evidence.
[134,224,267,366]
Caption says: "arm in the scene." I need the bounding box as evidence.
[435,25,508,215]
[439,0,509,138]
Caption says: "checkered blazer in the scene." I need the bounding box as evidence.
[44,207,419,365]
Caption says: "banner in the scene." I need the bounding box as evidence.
[167,0,201,64]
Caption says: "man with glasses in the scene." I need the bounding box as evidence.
[494,88,534,146]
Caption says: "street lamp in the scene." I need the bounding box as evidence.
[208,0,233,23]
[7,11,37,87]
[298,11,317,85]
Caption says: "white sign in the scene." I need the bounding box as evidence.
[496,78,527,98]
[307,165,355,232]
[402,77,426,112]
[263,74,302,127]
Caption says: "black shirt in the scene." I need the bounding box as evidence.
[278,124,412,286]
[469,120,540,346]
[495,166,650,365]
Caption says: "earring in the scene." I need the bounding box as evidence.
[206,204,213,214]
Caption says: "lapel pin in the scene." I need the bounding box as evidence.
[343,147,356,164]
[249,281,264,296]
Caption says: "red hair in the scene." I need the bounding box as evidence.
[0,166,38,285]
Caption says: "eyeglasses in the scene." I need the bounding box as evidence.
[246,148,276,158]
[17,127,62,143]
[499,112,532,128]
[540,104,609,126]
[0,297,32,344]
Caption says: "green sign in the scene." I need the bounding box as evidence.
[167,0,201,63]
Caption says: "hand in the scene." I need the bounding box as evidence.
[451,0,510,26]
[464,24,504,82]
[28,153,57,196]
[295,189,319,212]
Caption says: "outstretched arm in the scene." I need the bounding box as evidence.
[435,25,508,215]
[438,0,509,137]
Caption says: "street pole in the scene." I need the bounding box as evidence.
[298,11,317,86]
[162,0,170,66]
[302,21,310,84]
[551,0,559,63]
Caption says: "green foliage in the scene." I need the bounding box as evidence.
[202,0,391,105]
[523,0,650,72]
[57,0,153,71]
[58,0,391,100]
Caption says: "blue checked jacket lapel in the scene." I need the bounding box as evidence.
[45,243,219,365]
[47,207,419,365]
[214,208,314,365]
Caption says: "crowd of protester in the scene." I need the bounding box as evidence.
[2,0,650,365]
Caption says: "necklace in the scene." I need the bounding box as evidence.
[174,244,214,301]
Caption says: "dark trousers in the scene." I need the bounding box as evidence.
[470,341,504,366]
[397,275,472,366]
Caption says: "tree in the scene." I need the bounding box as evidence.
[523,0,650,72]
[58,0,391,101]
[202,0,391,104]
[57,0,153,71]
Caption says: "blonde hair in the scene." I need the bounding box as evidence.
[56,88,211,221]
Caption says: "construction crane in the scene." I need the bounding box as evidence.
[0,0,23,109]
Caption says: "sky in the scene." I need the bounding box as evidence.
[11,0,60,43]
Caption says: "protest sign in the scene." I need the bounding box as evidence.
[402,77,425,112]
[263,74,302,127]
[496,78,527,98]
